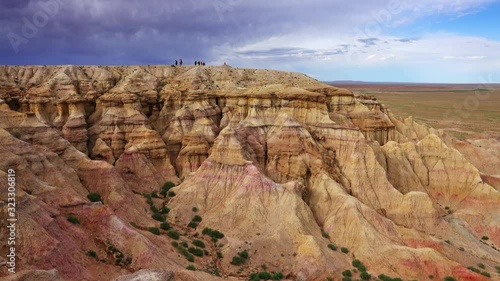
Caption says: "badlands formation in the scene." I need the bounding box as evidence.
[0,65,498,281]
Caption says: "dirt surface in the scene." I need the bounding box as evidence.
[331,83,500,140]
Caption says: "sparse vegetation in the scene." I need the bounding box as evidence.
[443,277,456,281]
[193,239,205,248]
[152,212,166,222]
[202,227,224,243]
[360,271,371,280]
[481,236,489,240]
[327,244,337,251]
[342,270,352,277]
[352,259,366,272]
[478,263,485,269]
[188,247,204,257]
[378,274,403,281]
[230,250,249,266]
[480,271,491,278]
[467,266,480,273]
[129,222,139,228]
[87,250,97,259]
[192,215,202,222]
[192,207,198,212]
[67,215,80,224]
[322,231,329,238]
[167,230,180,240]
[258,271,271,280]
[459,247,464,251]
[160,222,171,231]
[148,227,160,235]
[340,247,349,254]
[168,191,176,197]
[87,192,102,202]
[186,265,196,271]
[161,181,175,197]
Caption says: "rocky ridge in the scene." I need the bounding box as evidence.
[0,65,498,281]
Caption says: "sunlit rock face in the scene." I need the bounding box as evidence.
[0,65,498,281]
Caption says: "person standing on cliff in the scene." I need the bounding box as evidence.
[180,59,183,66]
[175,60,178,66]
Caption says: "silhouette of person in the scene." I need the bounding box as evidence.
[202,62,205,66]
[175,60,178,66]
[180,59,183,66]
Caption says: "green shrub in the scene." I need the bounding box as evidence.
[187,222,198,228]
[188,247,204,257]
[271,272,284,280]
[202,227,224,242]
[152,213,166,222]
[238,250,249,259]
[258,271,271,280]
[496,266,500,273]
[481,236,489,240]
[480,271,491,278]
[162,181,175,191]
[181,241,188,248]
[467,266,480,273]
[327,244,337,251]
[478,263,485,269]
[129,222,139,228]
[171,241,178,247]
[87,192,102,202]
[322,231,329,238]
[124,257,132,265]
[429,275,434,279]
[186,254,194,262]
[160,206,170,214]
[230,255,245,265]
[167,230,180,240]
[360,271,371,280]
[160,222,171,231]
[148,227,160,235]
[216,251,223,258]
[193,239,205,248]
[87,250,97,258]
[459,247,465,251]
[340,247,349,254]
[192,207,198,212]
[250,273,260,281]
[192,215,202,222]
[151,190,160,198]
[444,240,451,244]
[67,215,80,224]
[186,265,196,271]
[342,270,352,277]
[168,191,176,197]
[352,259,366,271]
[444,277,456,281]
[342,278,352,281]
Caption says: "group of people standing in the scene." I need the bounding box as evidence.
[174,59,206,66]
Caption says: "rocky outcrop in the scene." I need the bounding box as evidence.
[0,65,499,281]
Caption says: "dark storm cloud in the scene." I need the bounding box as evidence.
[1,0,389,65]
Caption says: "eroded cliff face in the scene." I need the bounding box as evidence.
[0,65,498,281]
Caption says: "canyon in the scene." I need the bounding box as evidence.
[0,65,498,281]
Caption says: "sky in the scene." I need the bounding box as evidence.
[1,0,500,83]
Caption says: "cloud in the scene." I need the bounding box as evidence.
[358,38,379,47]
[0,0,498,82]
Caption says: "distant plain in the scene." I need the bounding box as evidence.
[331,83,500,139]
